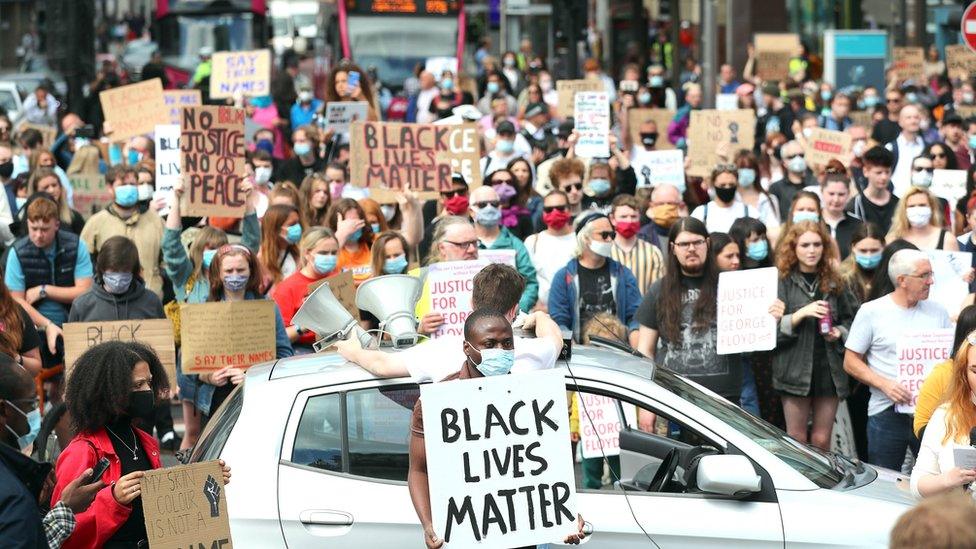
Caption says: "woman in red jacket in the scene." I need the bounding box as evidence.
[52,340,231,548]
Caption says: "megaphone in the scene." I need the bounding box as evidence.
[293,281,372,352]
[356,275,422,349]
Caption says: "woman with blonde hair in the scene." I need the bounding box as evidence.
[298,173,331,226]
[887,186,957,251]
[272,227,340,352]
[27,167,85,233]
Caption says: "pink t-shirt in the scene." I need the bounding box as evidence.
[251,105,287,160]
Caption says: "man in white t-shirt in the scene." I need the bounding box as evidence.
[335,263,563,382]
[844,249,952,471]
[525,189,577,308]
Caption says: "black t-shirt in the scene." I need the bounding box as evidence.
[871,118,901,145]
[578,262,615,331]
[846,193,899,235]
[768,177,808,223]
[16,306,40,355]
[274,155,326,186]
[105,422,151,545]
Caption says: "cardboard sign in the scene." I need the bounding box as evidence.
[479,249,517,266]
[63,319,176,386]
[931,169,968,204]
[892,47,925,82]
[687,109,756,177]
[754,33,801,80]
[141,461,233,549]
[163,90,202,126]
[848,110,874,129]
[324,101,369,134]
[946,45,976,81]
[17,122,57,149]
[427,259,489,338]
[69,174,112,219]
[717,267,777,355]
[926,250,973,318]
[632,149,684,189]
[556,79,603,118]
[180,300,276,372]
[307,270,360,320]
[895,329,953,414]
[627,108,676,150]
[421,369,578,549]
[804,127,852,166]
[349,121,482,203]
[210,49,271,99]
[154,124,181,217]
[99,78,168,142]
[180,106,247,217]
[573,92,610,158]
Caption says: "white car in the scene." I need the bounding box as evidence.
[190,342,915,547]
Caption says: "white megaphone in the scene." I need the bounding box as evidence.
[356,275,422,349]
[293,281,372,352]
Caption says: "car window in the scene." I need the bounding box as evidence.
[0,90,18,113]
[191,384,244,463]
[291,392,343,472]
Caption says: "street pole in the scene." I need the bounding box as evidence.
[500,0,507,57]
[725,0,734,66]
[670,0,681,86]
[702,0,717,108]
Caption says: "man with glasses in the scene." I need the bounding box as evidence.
[639,183,686,252]
[871,88,904,146]
[525,190,577,309]
[887,104,927,197]
[419,173,471,259]
[845,249,952,471]
[549,212,641,345]
[548,157,586,217]
[769,140,815,222]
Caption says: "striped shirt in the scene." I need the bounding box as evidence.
[612,239,664,295]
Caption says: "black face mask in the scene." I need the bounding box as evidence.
[640,133,658,148]
[126,390,155,424]
[715,186,738,204]
[0,160,12,179]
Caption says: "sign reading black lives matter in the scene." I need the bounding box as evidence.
[140,461,232,549]
[421,369,578,548]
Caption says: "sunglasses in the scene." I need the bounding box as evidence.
[561,183,583,192]
[543,205,568,213]
[595,230,616,240]
[473,200,500,209]
[931,152,947,159]
[440,189,468,199]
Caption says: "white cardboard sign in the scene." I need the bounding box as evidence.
[926,250,973,318]
[153,124,180,217]
[632,149,685,189]
[717,267,778,354]
[931,169,968,204]
[573,92,610,158]
[479,249,517,267]
[427,260,490,338]
[324,101,369,134]
[894,329,953,414]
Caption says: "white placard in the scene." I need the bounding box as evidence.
[479,249,517,266]
[931,169,968,204]
[954,447,976,469]
[425,56,459,78]
[632,149,685,189]
[153,124,180,217]
[573,92,610,158]
[324,101,369,134]
[926,250,973,318]
[894,329,953,414]
[427,259,489,338]
[715,93,739,111]
[421,369,578,549]
[717,267,778,354]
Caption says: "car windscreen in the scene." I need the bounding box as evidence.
[190,383,244,463]
[0,90,18,114]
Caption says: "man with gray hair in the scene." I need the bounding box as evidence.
[844,249,951,470]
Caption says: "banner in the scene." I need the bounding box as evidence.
[892,47,925,82]
[180,300,276,372]
[717,267,777,355]
[895,329,953,414]
[210,49,271,99]
[180,106,247,217]
[141,461,233,549]
[931,169,968,204]
[946,45,976,81]
[63,319,176,384]
[427,259,489,338]
[926,250,973,318]
[421,369,578,549]
[687,109,756,177]
[99,78,168,142]
[804,127,852,167]
[573,92,610,158]
[163,90,202,126]
[323,101,369,134]
[349,121,481,202]
[154,124,180,217]
[632,149,684,189]
[69,174,112,219]
[556,79,603,118]
[307,270,360,320]
[754,33,801,80]
[627,108,676,151]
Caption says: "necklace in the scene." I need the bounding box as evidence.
[798,274,819,299]
[106,426,139,461]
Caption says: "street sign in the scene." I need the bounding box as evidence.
[963,2,976,53]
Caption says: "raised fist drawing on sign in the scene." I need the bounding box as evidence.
[204,474,222,517]
[728,121,740,144]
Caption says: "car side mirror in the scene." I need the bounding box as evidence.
[696,455,761,497]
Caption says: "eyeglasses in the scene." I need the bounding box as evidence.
[673,239,707,250]
[440,189,468,199]
[543,205,568,213]
[912,167,934,173]
[595,230,616,240]
[473,200,500,209]
[560,183,583,192]
[906,272,934,281]
[445,239,479,249]
[491,178,514,185]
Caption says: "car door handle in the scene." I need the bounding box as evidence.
[299,510,354,526]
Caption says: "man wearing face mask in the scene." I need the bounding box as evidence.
[519,102,554,152]
[481,120,529,175]
[817,93,852,131]
[610,194,663,295]
[289,87,322,131]
[769,141,816,222]
[419,174,470,260]
[638,183,686,252]
[274,125,325,186]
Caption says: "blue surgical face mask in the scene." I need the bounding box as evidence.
[649,75,665,87]
[6,401,41,451]
[737,168,756,187]
[969,135,976,150]
[127,149,142,166]
[14,197,26,211]
[114,184,138,207]
[792,211,820,224]
[313,253,337,275]
[862,95,879,108]
[250,95,273,108]
[638,92,652,105]
[788,155,807,173]
[371,223,381,234]
[102,271,133,295]
[487,81,500,94]
[495,139,514,154]
[294,142,312,156]
[441,78,454,90]
[746,240,768,261]
[384,254,408,274]
[223,273,249,292]
[475,204,502,227]
[466,342,515,376]
[854,252,882,270]
[350,228,363,242]
[285,223,303,244]
[202,249,217,269]
[588,178,611,196]
[820,90,832,102]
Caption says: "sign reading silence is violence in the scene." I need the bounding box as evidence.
[180,106,247,218]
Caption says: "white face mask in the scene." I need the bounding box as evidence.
[906,205,933,228]
[911,169,933,188]
[137,183,154,201]
[589,240,613,258]
[254,166,272,185]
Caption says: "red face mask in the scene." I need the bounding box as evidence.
[542,208,572,230]
[615,220,640,239]
[443,194,470,215]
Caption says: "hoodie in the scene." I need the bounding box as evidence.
[67,276,165,323]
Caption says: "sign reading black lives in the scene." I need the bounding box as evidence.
[140,461,233,549]
[420,370,578,548]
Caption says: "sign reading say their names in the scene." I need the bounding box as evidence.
[687,109,756,177]
[63,319,176,383]
[180,300,276,373]
[421,369,578,549]
[804,127,852,166]
[163,90,202,126]
[632,149,684,189]
[210,49,271,99]
[154,124,181,217]
[895,329,953,414]
[427,259,489,338]
[573,92,610,158]
[99,78,168,142]
[180,106,247,217]
[141,461,233,549]
[324,101,369,134]
[717,267,777,355]
[556,79,603,118]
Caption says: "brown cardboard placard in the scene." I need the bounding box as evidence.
[180,300,276,373]
[68,173,112,219]
[687,109,756,177]
[848,110,874,129]
[892,47,925,83]
[804,127,852,167]
[141,461,233,549]
[180,106,247,218]
[308,270,360,320]
[210,49,272,100]
[754,33,801,81]
[627,108,676,150]
[163,89,202,126]
[555,79,603,118]
[17,122,58,149]
[99,78,168,142]
[63,319,176,385]
[946,45,976,82]
[349,121,481,202]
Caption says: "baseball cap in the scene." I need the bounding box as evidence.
[496,120,516,135]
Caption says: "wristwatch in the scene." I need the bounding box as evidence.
[39,285,47,299]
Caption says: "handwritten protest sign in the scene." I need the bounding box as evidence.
[926,250,973,318]
[804,127,852,166]
[556,79,603,118]
[479,249,517,266]
[180,106,246,217]
[931,169,968,204]
[99,78,168,142]
[627,108,676,150]
[946,45,976,81]
[154,124,180,217]
[141,461,233,549]
[308,270,360,320]
[895,329,953,414]
[69,174,112,218]
[632,149,684,189]
[210,49,271,99]
[717,267,777,355]
[63,319,176,385]
[180,300,276,372]
[163,90,202,126]
[575,393,635,459]
[573,92,610,158]
[754,33,801,80]
[892,47,925,82]
[422,369,578,549]
[18,122,57,149]
[349,121,481,202]
[427,259,489,338]
[687,109,756,177]
[324,101,369,134]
